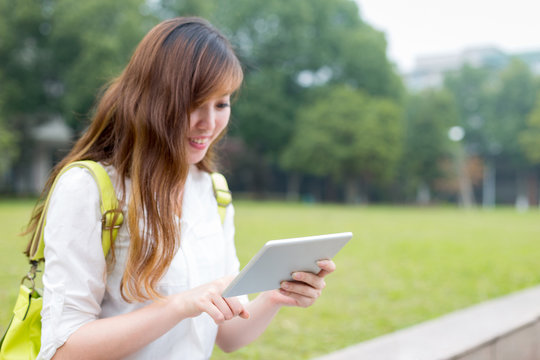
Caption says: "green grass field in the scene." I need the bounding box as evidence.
[2,199,540,359]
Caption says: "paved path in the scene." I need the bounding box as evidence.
[313,285,540,360]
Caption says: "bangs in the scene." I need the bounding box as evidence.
[190,36,244,108]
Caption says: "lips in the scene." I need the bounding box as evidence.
[188,136,210,150]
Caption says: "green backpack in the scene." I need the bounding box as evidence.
[0,160,231,360]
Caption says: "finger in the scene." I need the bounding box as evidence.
[231,298,250,319]
[291,271,326,290]
[279,289,315,308]
[281,281,321,299]
[223,297,248,319]
[316,259,336,278]
[239,308,250,319]
[277,289,299,306]
[203,302,226,324]
[212,295,235,321]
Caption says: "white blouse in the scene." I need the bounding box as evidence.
[37,164,245,360]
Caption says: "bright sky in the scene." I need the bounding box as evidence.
[355,0,540,73]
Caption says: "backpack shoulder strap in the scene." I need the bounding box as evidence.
[210,172,232,224]
[28,160,124,262]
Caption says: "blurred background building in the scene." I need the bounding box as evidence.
[406,47,540,91]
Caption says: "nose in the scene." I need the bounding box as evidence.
[192,105,215,131]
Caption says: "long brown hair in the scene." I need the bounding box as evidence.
[25,17,243,301]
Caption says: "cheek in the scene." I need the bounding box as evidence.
[215,112,230,134]
[188,111,198,132]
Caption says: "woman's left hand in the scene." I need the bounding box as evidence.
[270,259,336,308]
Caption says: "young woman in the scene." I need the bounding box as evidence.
[29,17,335,359]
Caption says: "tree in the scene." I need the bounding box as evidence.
[402,89,458,203]
[488,59,536,162]
[281,85,403,203]
[0,0,155,191]
[519,94,540,206]
[0,119,16,177]
[520,95,540,165]
[1,0,405,198]
[444,65,496,207]
[185,0,403,193]
[231,69,297,159]
[0,0,154,127]
[156,0,218,19]
[445,59,539,207]
[157,0,404,195]
[488,59,537,207]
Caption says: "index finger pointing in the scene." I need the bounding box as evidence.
[223,296,249,319]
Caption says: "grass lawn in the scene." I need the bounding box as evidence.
[1,199,540,359]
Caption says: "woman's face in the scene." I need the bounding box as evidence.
[186,94,231,165]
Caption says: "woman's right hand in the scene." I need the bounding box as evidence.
[171,276,249,324]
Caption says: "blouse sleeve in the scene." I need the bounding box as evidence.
[37,167,107,360]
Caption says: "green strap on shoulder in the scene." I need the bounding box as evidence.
[210,172,232,224]
[27,160,124,262]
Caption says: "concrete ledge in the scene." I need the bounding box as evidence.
[314,285,540,360]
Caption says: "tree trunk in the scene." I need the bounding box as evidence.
[325,177,338,202]
[515,171,529,212]
[344,177,359,204]
[416,181,431,205]
[482,158,496,208]
[526,170,538,207]
[454,145,475,208]
[286,173,301,201]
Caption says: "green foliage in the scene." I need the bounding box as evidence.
[402,89,458,189]
[0,0,155,146]
[281,85,403,184]
[158,0,218,19]
[0,0,50,123]
[519,94,540,164]
[1,0,406,198]
[0,120,17,175]
[214,0,364,74]
[443,58,540,207]
[8,0,540,202]
[50,0,156,128]
[231,69,297,157]
[0,0,156,186]
[445,60,538,163]
[211,0,403,163]
[444,65,495,154]
[489,59,537,163]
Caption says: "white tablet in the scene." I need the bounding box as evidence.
[222,232,352,297]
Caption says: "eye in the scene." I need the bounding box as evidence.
[216,102,230,109]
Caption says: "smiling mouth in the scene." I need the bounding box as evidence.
[190,138,208,145]
[189,137,210,150]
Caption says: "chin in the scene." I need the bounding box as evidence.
[187,156,205,165]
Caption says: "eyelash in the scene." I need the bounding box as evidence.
[216,102,230,109]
